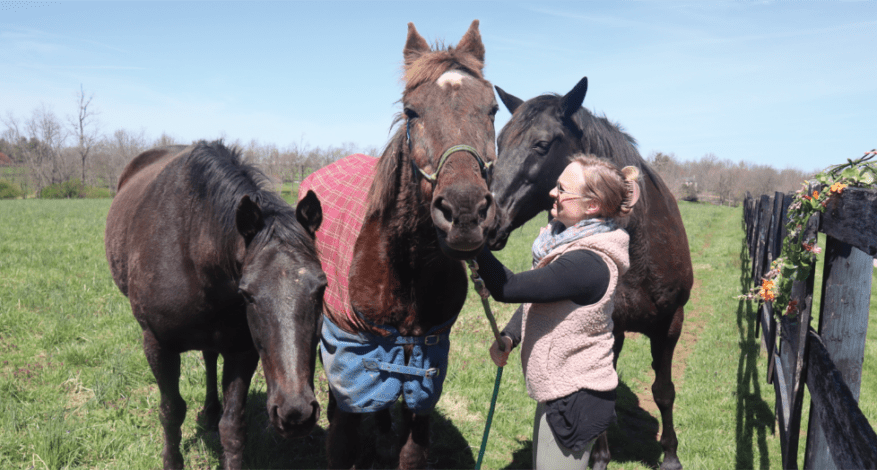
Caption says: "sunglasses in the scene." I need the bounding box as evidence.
[555,182,588,199]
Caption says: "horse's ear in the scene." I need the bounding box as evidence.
[236,195,264,246]
[561,76,588,119]
[456,19,485,65]
[296,190,323,237]
[404,22,431,68]
[495,85,523,114]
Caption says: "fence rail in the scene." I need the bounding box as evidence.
[743,186,877,469]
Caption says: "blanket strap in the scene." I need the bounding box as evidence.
[362,359,440,378]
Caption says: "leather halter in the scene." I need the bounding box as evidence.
[407,118,493,184]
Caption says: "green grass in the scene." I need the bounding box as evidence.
[1,198,874,469]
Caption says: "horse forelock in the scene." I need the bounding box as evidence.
[185,141,317,266]
[403,49,485,94]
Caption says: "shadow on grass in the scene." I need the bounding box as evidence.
[501,381,663,469]
[735,235,777,470]
[505,438,533,469]
[185,390,474,469]
[605,381,664,469]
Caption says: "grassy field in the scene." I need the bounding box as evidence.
[1,198,875,469]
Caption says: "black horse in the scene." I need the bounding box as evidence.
[105,141,326,469]
[490,77,693,470]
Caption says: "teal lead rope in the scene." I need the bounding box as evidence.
[466,259,506,470]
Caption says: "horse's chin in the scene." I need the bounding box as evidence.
[270,406,319,440]
[435,230,484,260]
[488,226,510,251]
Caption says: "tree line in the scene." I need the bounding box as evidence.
[1,88,381,198]
[646,151,813,206]
[2,88,812,202]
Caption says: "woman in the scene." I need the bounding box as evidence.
[476,153,640,469]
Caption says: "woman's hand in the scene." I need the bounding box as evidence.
[489,335,514,367]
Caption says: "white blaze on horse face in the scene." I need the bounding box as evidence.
[437,70,468,89]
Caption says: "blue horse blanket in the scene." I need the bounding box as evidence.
[320,313,455,413]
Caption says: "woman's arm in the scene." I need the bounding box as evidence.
[475,249,610,306]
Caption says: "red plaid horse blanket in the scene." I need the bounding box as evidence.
[300,154,455,413]
[298,154,378,333]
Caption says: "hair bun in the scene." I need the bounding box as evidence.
[621,165,640,182]
[619,166,641,215]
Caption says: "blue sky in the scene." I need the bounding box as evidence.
[1,1,875,173]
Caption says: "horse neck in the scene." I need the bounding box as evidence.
[350,151,466,334]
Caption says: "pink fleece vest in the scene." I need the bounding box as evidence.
[520,228,630,402]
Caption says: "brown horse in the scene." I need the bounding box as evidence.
[490,77,692,470]
[299,20,500,469]
[105,141,326,469]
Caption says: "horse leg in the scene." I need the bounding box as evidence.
[374,407,397,467]
[591,329,626,470]
[326,384,337,423]
[397,404,429,470]
[651,308,683,470]
[217,349,259,470]
[142,329,187,470]
[326,394,361,469]
[201,350,222,430]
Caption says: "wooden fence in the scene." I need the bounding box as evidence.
[743,186,877,469]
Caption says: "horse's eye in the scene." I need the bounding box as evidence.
[533,141,551,154]
[404,107,419,119]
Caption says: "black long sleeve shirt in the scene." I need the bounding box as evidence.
[474,248,609,346]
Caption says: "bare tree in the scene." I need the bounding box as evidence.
[648,151,687,198]
[152,133,179,148]
[30,106,71,190]
[69,85,100,184]
[2,106,71,193]
[94,128,148,192]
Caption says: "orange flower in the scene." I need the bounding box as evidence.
[803,243,822,254]
[830,182,847,194]
[813,190,819,199]
[760,279,776,301]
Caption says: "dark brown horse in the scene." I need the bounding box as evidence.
[490,77,692,470]
[299,20,499,469]
[105,141,326,469]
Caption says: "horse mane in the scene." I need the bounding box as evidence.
[365,125,432,240]
[184,140,318,263]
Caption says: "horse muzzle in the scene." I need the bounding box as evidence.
[430,186,496,256]
[267,388,320,439]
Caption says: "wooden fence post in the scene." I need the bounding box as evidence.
[804,237,874,469]
[779,213,819,470]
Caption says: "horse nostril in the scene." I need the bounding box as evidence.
[270,404,282,427]
[432,197,454,231]
[310,400,320,421]
[479,193,494,221]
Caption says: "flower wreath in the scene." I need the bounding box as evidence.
[742,150,877,319]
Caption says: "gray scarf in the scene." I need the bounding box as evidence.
[531,218,616,268]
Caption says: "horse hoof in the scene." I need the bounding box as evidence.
[660,456,683,470]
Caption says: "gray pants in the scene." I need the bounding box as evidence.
[532,401,595,470]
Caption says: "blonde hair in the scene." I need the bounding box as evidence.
[568,153,641,219]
